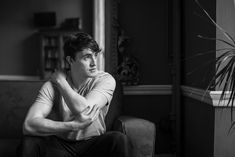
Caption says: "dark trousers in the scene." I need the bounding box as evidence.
[17,131,132,157]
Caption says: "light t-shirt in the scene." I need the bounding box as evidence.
[34,71,116,141]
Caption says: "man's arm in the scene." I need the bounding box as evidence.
[23,102,99,136]
[51,72,115,116]
[23,82,100,136]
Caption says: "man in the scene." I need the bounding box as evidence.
[18,32,131,157]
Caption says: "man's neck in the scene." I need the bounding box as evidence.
[67,71,88,90]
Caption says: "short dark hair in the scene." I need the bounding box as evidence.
[63,32,101,59]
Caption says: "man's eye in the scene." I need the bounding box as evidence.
[94,53,99,58]
[83,56,88,60]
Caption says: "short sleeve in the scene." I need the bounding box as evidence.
[35,81,55,107]
[91,74,116,106]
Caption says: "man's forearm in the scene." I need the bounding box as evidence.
[56,80,89,115]
[23,117,74,136]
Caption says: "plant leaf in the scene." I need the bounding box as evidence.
[195,0,235,45]
[186,59,215,76]
[182,48,228,62]
[197,35,235,48]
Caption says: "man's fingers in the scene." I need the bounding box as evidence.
[91,107,100,121]
[89,105,100,119]
[81,106,90,114]
[86,104,98,115]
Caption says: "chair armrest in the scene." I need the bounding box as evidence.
[113,116,156,157]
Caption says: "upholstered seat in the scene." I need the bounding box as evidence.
[106,79,156,157]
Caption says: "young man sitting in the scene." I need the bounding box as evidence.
[18,32,131,157]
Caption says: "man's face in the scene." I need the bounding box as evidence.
[70,48,98,78]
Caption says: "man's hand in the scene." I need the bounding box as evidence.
[70,105,100,131]
[51,70,67,85]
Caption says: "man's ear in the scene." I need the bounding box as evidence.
[66,56,74,65]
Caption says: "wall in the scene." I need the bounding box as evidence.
[216,0,235,90]
[181,0,216,156]
[0,0,92,76]
[215,0,235,154]
[182,90,235,157]
[182,0,216,89]
[171,0,235,156]
[214,108,235,157]
[118,0,172,154]
[118,0,171,85]
[182,96,214,157]
[216,0,235,56]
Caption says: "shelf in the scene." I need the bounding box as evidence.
[181,85,233,107]
[38,30,79,79]
[123,85,172,95]
[0,75,40,81]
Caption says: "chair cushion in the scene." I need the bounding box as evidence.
[0,139,20,157]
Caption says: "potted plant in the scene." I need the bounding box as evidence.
[195,0,235,130]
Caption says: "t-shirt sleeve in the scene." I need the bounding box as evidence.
[91,74,116,106]
[35,81,55,107]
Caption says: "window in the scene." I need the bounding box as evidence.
[94,0,105,71]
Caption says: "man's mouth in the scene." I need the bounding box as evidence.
[89,68,97,72]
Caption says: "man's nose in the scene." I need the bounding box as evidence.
[90,56,96,66]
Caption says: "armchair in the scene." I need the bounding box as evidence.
[0,79,155,157]
[105,80,156,157]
